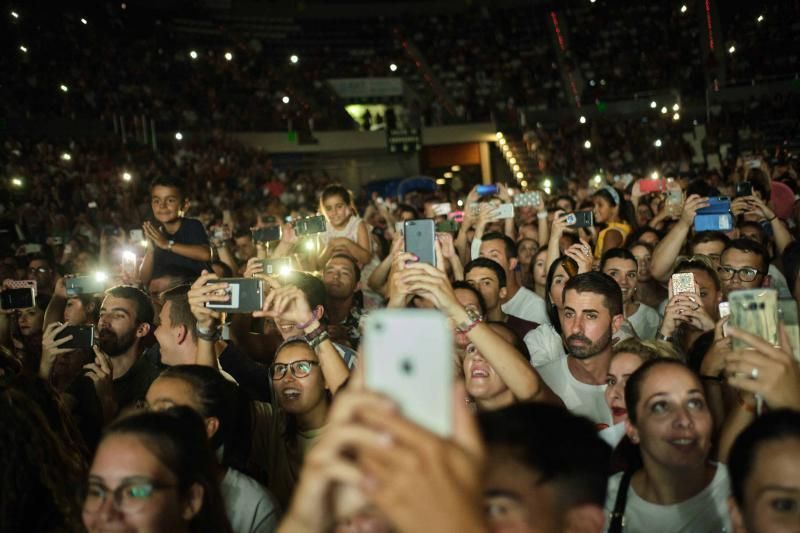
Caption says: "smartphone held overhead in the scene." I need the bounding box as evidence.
[404,219,436,266]
[205,278,266,313]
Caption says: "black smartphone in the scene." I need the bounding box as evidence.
[404,219,436,266]
[0,288,35,310]
[435,220,459,233]
[55,325,95,350]
[735,181,753,198]
[566,211,594,228]
[251,225,282,243]
[293,215,327,236]
[66,276,107,296]
[205,278,265,313]
[261,257,293,277]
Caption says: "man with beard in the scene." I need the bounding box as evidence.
[89,285,161,419]
[535,272,623,427]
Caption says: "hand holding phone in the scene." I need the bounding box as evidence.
[404,220,436,266]
[205,278,266,313]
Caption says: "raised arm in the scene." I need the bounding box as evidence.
[650,194,708,282]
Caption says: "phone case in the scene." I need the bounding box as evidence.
[672,273,695,295]
[293,216,327,236]
[512,192,541,207]
[404,220,436,266]
[363,310,453,436]
[729,289,778,350]
[65,276,107,296]
[252,226,282,243]
[492,203,515,219]
[205,278,265,313]
[56,325,95,350]
[261,258,293,277]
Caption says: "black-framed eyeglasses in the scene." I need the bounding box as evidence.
[83,478,176,514]
[717,266,764,282]
[270,360,319,380]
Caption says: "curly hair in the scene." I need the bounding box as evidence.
[0,386,86,532]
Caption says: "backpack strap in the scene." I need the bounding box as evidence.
[608,470,634,533]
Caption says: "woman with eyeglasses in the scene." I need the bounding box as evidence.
[83,407,232,533]
[146,365,281,532]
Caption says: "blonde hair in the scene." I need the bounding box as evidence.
[612,338,684,363]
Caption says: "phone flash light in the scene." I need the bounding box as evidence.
[279,265,292,276]
[94,272,108,282]
[122,172,132,182]
[304,240,315,251]
[140,240,148,248]
[122,251,136,263]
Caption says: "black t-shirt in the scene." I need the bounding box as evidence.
[219,342,272,402]
[151,217,210,279]
[113,354,163,409]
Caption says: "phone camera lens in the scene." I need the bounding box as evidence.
[401,359,414,375]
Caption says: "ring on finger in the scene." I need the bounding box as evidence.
[749,366,759,380]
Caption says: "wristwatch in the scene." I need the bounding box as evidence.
[455,307,483,334]
[196,325,221,342]
[167,240,175,251]
[655,332,673,343]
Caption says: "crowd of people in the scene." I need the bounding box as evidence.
[1,134,800,532]
[4,1,798,133]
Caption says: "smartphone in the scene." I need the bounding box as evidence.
[363,309,453,436]
[492,203,515,220]
[747,159,762,169]
[293,215,327,236]
[122,252,137,277]
[718,301,730,318]
[432,202,452,216]
[87,201,98,209]
[251,225,282,243]
[565,211,594,228]
[729,289,778,350]
[477,184,499,196]
[735,182,753,198]
[695,197,733,232]
[23,243,42,254]
[512,192,542,207]
[205,278,265,313]
[666,190,683,217]
[435,220,459,233]
[639,178,665,193]
[671,272,695,296]
[129,229,144,242]
[404,220,436,266]
[0,287,35,310]
[66,276,107,296]
[777,290,800,362]
[394,221,405,236]
[261,257,293,277]
[55,325,95,350]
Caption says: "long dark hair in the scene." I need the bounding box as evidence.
[0,384,86,532]
[158,365,253,473]
[545,256,578,333]
[102,407,233,533]
[593,187,637,228]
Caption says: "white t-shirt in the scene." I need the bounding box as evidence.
[221,468,281,533]
[524,324,566,367]
[502,286,551,325]
[628,303,661,340]
[536,356,612,426]
[604,464,732,533]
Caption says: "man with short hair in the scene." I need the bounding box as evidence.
[535,272,623,426]
[477,232,550,325]
[322,254,364,349]
[464,257,538,340]
[28,254,56,296]
[718,239,771,296]
[91,285,161,418]
[155,284,270,401]
[479,403,610,533]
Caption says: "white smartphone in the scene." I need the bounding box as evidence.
[363,309,453,437]
[432,202,452,216]
[492,203,515,219]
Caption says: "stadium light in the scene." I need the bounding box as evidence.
[509,157,517,165]
[583,140,592,149]
[290,54,299,64]
[389,63,398,72]
[660,106,668,114]
[728,45,736,54]
[11,177,23,187]
[650,101,657,109]
[189,50,198,59]
[80,18,88,25]
[516,172,524,179]
[122,171,132,182]
[680,4,687,13]
[451,165,461,172]
[654,139,662,148]
[673,112,680,121]
[444,172,453,178]
[672,103,680,111]
[282,96,290,104]
[520,180,528,187]
[10,10,19,19]
[19,45,27,53]
[496,132,504,139]
[61,152,72,161]
[60,84,69,93]
[224,52,233,61]
[757,14,764,23]
[579,115,586,124]
[436,178,446,185]
[175,132,183,141]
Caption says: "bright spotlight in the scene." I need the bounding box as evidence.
[94,271,108,282]
[10,11,19,19]
[122,172,132,182]
[509,157,517,165]
[650,101,657,108]
[11,177,23,187]
[496,132,504,139]
[728,45,736,54]
[444,172,453,178]
[543,179,552,188]
[579,115,587,124]
[389,63,398,72]
[516,172,524,179]
[756,14,764,23]
[282,96,290,104]
[435,178,446,185]
[672,103,680,111]
[289,54,299,64]
[175,132,183,141]
[59,84,69,93]
[680,4,687,13]
[19,45,27,53]
[520,180,528,187]
[80,17,88,25]
[654,139,662,148]
[672,112,680,121]
[457,200,464,207]
[660,106,668,114]
[451,165,460,172]
[60,152,72,161]
[303,241,315,251]
[189,50,198,60]
[583,140,592,149]
[224,52,233,61]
